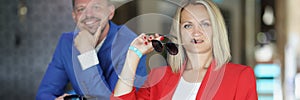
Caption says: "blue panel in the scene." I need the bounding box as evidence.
[254,64,280,78]
[258,96,273,100]
[257,79,274,94]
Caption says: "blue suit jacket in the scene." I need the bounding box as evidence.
[36,21,147,100]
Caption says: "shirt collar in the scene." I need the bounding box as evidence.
[95,21,117,52]
[95,37,106,52]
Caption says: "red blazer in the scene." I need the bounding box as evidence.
[112,63,258,100]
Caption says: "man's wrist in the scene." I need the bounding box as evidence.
[78,46,94,54]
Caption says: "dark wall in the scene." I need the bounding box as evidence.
[0,0,74,99]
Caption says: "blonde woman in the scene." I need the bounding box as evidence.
[112,0,257,99]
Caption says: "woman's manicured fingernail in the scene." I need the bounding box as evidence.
[159,36,164,41]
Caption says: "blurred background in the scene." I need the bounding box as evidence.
[0,0,299,99]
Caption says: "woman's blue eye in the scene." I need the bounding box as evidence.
[183,24,192,29]
[201,22,211,27]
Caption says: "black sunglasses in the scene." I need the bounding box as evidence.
[150,34,178,55]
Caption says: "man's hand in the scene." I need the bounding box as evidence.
[74,25,102,54]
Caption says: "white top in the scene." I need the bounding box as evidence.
[172,77,201,100]
[77,37,106,70]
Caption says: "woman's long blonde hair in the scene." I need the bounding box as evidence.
[167,0,231,73]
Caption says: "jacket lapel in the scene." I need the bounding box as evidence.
[160,69,181,99]
[196,61,226,100]
[196,64,212,99]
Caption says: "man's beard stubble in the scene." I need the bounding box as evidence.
[80,16,102,35]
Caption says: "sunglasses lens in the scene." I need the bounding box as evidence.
[166,43,178,55]
[151,40,163,52]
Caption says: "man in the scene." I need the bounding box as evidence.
[36,0,147,99]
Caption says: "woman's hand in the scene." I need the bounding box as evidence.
[130,33,160,55]
[113,33,161,97]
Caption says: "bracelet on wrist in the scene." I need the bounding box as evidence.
[118,75,135,81]
[129,46,142,58]
[118,75,135,86]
